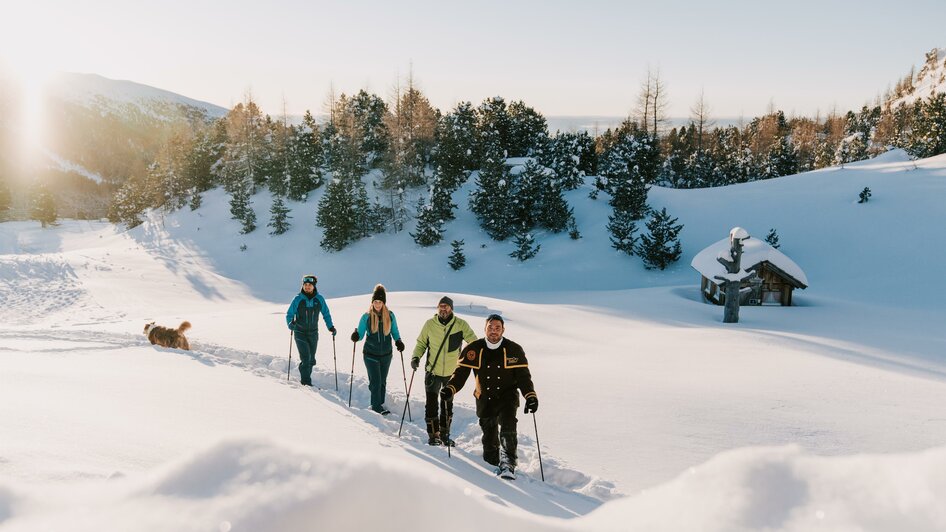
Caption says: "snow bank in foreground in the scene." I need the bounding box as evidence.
[2,440,945,532]
[585,445,946,532]
[0,439,557,532]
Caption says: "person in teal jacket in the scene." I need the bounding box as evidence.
[286,274,336,386]
[350,284,404,415]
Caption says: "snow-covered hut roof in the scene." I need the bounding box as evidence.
[691,237,809,288]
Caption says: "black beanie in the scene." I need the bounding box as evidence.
[372,284,386,304]
[438,296,453,308]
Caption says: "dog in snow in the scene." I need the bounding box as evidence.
[143,321,192,350]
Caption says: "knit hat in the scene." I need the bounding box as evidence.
[372,284,387,304]
[438,296,453,309]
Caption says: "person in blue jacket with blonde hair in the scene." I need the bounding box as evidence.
[350,284,404,415]
[286,274,336,386]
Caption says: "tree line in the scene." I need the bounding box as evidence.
[97,62,946,269]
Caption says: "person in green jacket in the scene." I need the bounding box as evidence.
[410,296,477,446]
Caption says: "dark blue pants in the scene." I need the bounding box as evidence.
[363,353,392,412]
[294,330,319,385]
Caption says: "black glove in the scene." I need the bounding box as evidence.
[329,326,337,336]
[350,330,359,342]
[440,386,453,402]
[524,396,538,414]
[395,339,405,352]
[410,357,420,371]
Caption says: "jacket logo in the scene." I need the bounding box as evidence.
[507,357,518,364]
[466,350,476,360]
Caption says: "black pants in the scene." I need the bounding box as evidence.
[424,373,453,437]
[294,330,319,384]
[479,398,519,469]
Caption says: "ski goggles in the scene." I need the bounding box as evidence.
[302,275,317,285]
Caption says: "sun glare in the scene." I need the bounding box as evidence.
[3,52,53,159]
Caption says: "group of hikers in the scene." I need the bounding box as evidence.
[285,274,539,478]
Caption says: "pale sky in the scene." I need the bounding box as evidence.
[3,0,945,120]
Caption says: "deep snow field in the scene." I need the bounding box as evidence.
[2,150,946,531]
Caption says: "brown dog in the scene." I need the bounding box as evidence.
[143,321,192,350]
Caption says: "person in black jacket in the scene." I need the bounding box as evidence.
[441,314,538,479]
[286,274,336,386]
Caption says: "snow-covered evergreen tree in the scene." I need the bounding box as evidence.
[411,195,444,247]
[607,209,638,256]
[469,144,515,241]
[316,177,370,251]
[229,178,256,234]
[448,239,466,270]
[538,132,585,190]
[507,100,548,157]
[267,196,291,235]
[31,183,57,228]
[108,175,150,228]
[509,229,540,261]
[287,111,323,201]
[639,207,683,270]
[765,228,781,249]
[435,101,479,190]
[535,170,572,233]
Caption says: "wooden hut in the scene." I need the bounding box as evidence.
[691,237,808,306]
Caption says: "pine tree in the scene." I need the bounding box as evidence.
[287,111,324,201]
[31,183,58,228]
[567,216,581,240]
[535,168,572,233]
[858,186,872,203]
[316,177,370,251]
[476,96,512,164]
[428,170,458,222]
[469,144,515,241]
[268,196,291,235]
[108,175,150,228]
[509,229,540,261]
[411,195,444,247]
[537,132,585,190]
[448,239,466,270]
[765,228,781,249]
[639,208,683,270]
[229,178,256,234]
[511,160,544,229]
[507,100,549,157]
[607,210,638,256]
[435,101,479,190]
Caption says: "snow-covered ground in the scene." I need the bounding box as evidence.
[2,151,946,531]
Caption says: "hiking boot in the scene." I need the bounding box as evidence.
[498,464,516,480]
[441,436,456,447]
[427,436,442,446]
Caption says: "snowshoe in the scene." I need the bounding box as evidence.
[441,436,456,447]
[427,436,442,446]
[497,464,516,480]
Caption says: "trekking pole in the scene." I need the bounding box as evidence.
[348,339,357,407]
[398,350,412,421]
[332,335,338,392]
[398,367,417,437]
[442,396,452,459]
[287,330,294,382]
[532,412,545,482]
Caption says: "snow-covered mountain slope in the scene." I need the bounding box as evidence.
[888,47,946,108]
[2,151,946,531]
[46,72,228,119]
